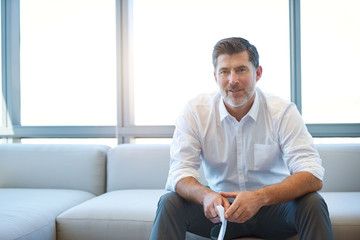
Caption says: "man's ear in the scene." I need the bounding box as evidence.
[214,71,218,83]
[256,66,263,82]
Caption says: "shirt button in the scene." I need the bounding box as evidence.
[237,152,241,156]
[239,171,243,175]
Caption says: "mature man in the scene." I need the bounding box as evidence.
[150,37,334,239]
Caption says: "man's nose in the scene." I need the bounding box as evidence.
[228,71,239,85]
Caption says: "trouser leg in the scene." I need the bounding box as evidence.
[223,204,297,240]
[232,192,334,240]
[150,191,214,240]
[291,192,334,240]
[150,191,253,240]
[150,191,334,240]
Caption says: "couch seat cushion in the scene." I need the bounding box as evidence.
[321,192,360,240]
[0,188,94,240]
[56,189,168,240]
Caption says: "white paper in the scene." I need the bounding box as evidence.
[216,205,227,240]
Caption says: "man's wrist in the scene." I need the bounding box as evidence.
[254,188,270,207]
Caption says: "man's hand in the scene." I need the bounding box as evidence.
[175,177,231,223]
[220,191,266,223]
[219,172,323,223]
[202,191,230,223]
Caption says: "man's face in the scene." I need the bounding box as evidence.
[214,51,262,110]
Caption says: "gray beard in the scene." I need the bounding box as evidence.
[222,88,256,108]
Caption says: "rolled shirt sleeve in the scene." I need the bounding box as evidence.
[165,104,203,192]
[278,103,324,181]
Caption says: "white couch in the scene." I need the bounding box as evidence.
[1,143,360,240]
[56,144,170,240]
[0,144,109,240]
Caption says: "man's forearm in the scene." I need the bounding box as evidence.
[255,171,323,206]
[175,177,213,205]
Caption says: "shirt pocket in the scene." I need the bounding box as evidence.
[253,144,280,171]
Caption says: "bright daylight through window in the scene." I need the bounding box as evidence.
[301,0,360,124]
[20,0,116,126]
[132,0,290,125]
[0,6,2,128]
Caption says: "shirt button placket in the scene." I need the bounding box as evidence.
[236,124,245,190]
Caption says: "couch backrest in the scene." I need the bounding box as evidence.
[317,143,360,192]
[107,144,171,191]
[0,144,109,195]
[106,143,360,192]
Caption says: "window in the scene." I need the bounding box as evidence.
[20,0,116,126]
[0,2,3,129]
[132,0,290,126]
[0,0,359,143]
[301,0,360,124]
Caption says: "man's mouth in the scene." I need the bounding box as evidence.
[229,89,241,93]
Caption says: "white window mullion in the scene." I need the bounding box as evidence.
[5,0,20,128]
[116,0,135,144]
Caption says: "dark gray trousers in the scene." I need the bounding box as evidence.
[150,191,334,240]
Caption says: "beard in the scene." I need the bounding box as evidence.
[221,86,256,108]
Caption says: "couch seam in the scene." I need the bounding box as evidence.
[13,220,55,240]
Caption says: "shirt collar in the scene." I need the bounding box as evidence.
[248,89,259,121]
[218,88,260,122]
[219,96,230,122]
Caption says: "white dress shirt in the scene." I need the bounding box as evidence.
[166,88,324,193]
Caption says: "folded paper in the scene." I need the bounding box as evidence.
[216,205,227,240]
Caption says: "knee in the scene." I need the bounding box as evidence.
[157,192,185,214]
[295,192,329,216]
[298,192,326,207]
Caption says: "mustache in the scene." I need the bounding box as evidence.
[227,84,243,91]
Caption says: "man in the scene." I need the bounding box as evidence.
[150,37,334,239]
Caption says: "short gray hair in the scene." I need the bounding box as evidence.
[212,37,259,70]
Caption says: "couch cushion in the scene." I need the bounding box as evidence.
[0,188,94,240]
[107,144,171,191]
[321,192,360,240]
[317,144,360,192]
[0,144,109,195]
[56,189,168,240]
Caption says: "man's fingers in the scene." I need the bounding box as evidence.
[226,206,245,222]
[205,206,220,223]
[205,204,217,218]
[202,191,231,223]
[224,201,237,219]
[208,215,220,223]
[220,191,238,198]
[223,199,231,212]
[235,210,251,223]
[210,207,218,218]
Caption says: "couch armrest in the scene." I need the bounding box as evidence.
[0,144,109,195]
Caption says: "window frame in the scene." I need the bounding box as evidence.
[0,0,359,144]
